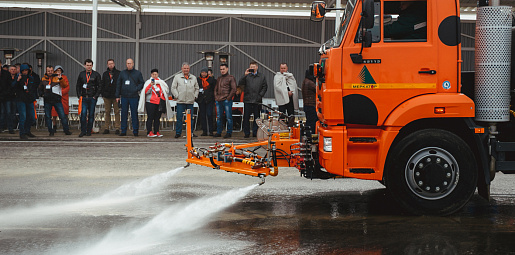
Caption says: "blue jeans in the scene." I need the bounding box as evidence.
[0,100,16,132]
[45,101,69,133]
[176,103,194,135]
[80,97,97,134]
[16,101,35,136]
[216,100,233,135]
[121,97,139,134]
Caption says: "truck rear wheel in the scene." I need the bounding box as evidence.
[385,129,477,215]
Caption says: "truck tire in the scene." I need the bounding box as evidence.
[385,129,477,215]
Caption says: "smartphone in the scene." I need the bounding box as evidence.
[248,69,254,73]
[51,73,58,77]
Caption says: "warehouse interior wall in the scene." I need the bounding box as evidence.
[0,9,475,97]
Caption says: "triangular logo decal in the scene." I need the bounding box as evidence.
[359,66,376,84]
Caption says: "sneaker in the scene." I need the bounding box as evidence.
[26,132,36,138]
[64,130,72,135]
[79,132,86,137]
[201,133,208,136]
[175,134,181,138]
[115,130,120,135]
[224,133,232,139]
[119,133,126,136]
[147,131,157,138]
[244,134,250,138]
[214,133,221,137]
[156,132,163,138]
[49,132,54,137]
[103,129,110,134]
[20,134,28,140]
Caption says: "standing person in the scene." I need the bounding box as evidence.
[138,69,173,138]
[76,59,102,137]
[50,65,70,133]
[208,68,215,79]
[214,63,237,138]
[238,61,267,138]
[101,59,121,134]
[14,64,38,140]
[302,69,318,133]
[196,67,216,136]
[40,65,72,136]
[0,64,16,134]
[116,58,144,137]
[171,62,199,138]
[274,63,298,117]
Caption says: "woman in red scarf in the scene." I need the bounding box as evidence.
[196,67,216,136]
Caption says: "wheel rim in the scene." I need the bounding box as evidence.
[405,147,459,200]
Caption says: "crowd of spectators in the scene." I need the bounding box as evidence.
[0,58,319,140]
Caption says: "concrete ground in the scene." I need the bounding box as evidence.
[0,129,514,254]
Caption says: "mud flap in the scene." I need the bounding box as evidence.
[465,118,491,201]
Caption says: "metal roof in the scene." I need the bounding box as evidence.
[0,0,514,17]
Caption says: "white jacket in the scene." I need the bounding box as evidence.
[273,72,299,110]
[138,77,174,120]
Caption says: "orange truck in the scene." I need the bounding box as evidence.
[185,0,515,215]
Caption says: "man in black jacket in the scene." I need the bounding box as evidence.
[76,59,102,137]
[100,59,121,134]
[115,58,144,136]
[238,61,267,138]
[15,64,38,140]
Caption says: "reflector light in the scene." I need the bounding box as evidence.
[434,107,445,114]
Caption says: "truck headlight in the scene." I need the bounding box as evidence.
[323,137,332,152]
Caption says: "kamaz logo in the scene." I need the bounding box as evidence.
[358,66,376,84]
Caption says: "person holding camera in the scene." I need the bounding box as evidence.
[138,69,172,138]
[50,65,70,134]
[76,59,102,137]
[40,65,72,136]
[238,61,267,138]
[14,64,38,140]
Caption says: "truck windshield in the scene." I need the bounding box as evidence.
[334,0,356,47]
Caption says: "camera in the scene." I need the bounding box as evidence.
[248,69,254,73]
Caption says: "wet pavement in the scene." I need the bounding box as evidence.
[0,131,514,254]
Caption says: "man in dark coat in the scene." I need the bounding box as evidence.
[101,59,121,134]
[238,61,267,138]
[196,67,216,136]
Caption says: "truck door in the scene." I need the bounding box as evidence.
[341,0,438,126]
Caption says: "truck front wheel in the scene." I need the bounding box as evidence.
[385,129,477,215]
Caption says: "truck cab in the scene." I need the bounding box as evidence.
[313,0,481,215]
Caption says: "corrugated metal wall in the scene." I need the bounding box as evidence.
[0,9,477,98]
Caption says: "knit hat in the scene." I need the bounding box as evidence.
[54,65,64,73]
[200,67,208,73]
[20,64,30,72]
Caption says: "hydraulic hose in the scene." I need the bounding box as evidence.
[270,142,279,176]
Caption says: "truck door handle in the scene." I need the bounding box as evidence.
[419,70,437,74]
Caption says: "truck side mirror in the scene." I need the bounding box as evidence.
[363,31,372,48]
[362,0,374,29]
[310,1,326,22]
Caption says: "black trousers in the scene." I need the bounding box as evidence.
[243,103,261,136]
[278,97,295,117]
[198,100,214,134]
[145,102,161,133]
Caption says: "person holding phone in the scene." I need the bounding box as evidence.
[138,69,172,138]
[238,61,267,138]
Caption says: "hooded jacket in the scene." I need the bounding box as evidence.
[40,73,68,104]
[238,71,267,104]
[101,67,121,98]
[14,74,38,103]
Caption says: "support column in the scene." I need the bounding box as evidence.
[91,0,98,70]
[135,11,141,70]
[335,0,341,34]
